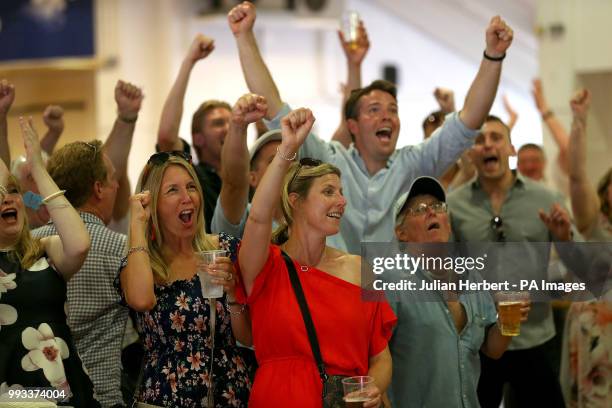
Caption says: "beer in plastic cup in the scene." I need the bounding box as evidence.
[496,291,528,336]
[341,10,360,50]
[342,376,374,407]
[197,250,227,299]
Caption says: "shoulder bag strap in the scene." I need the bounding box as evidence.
[281,250,329,384]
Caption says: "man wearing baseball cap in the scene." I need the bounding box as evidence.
[386,176,525,408]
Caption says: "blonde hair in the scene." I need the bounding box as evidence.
[272,160,341,244]
[4,176,44,268]
[131,156,215,283]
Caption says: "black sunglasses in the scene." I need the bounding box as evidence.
[147,151,192,166]
[288,157,323,188]
[490,215,506,242]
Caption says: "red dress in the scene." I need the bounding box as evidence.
[236,245,397,408]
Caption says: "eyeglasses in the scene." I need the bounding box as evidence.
[404,202,447,217]
[490,215,505,242]
[147,151,192,166]
[288,157,323,189]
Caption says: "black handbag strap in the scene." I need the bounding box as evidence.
[281,250,329,384]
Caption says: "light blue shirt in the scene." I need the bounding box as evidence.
[264,103,478,255]
[384,268,497,408]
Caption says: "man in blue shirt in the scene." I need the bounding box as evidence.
[386,176,525,407]
[229,1,515,254]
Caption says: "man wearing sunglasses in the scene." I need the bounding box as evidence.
[386,176,523,408]
[446,115,577,407]
[229,1,514,255]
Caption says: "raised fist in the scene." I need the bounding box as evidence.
[228,1,256,37]
[115,80,143,121]
[485,16,513,58]
[569,89,590,121]
[232,94,267,127]
[433,88,455,114]
[0,79,15,115]
[186,34,215,64]
[531,79,549,114]
[280,108,315,152]
[43,105,64,134]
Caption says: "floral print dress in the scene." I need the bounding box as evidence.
[117,233,251,407]
[0,251,100,406]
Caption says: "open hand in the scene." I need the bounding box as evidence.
[539,203,572,241]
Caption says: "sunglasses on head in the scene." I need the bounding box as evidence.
[490,215,505,242]
[147,151,192,166]
[288,157,323,188]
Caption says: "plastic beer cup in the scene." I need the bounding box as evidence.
[197,250,227,299]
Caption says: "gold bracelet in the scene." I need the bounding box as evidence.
[127,246,149,257]
[42,190,66,204]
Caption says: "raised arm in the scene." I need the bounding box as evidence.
[157,34,215,151]
[220,94,268,224]
[0,79,15,165]
[567,89,600,234]
[104,80,143,221]
[239,108,314,295]
[40,105,64,155]
[120,191,156,311]
[459,16,513,130]
[532,79,570,173]
[332,20,370,147]
[228,1,283,119]
[19,117,90,280]
[502,95,518,130]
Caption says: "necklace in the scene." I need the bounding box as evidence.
[300,265,309,272]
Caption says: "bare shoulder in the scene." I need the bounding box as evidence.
[326,247,362,285]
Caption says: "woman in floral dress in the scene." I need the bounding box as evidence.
[561,89,611,407]
[0,118,99,406]
[118,153,251,407]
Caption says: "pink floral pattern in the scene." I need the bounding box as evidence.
[562,301,612,407]
[117,233,251,407]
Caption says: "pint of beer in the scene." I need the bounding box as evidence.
[496,292,527,336]
[342,376,374,407]
[344,396,370,408]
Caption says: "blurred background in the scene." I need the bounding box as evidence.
[0,0,610,187]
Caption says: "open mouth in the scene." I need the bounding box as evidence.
[483,155,499,169]
[375,127,392,141]
[327,211,343,220]
[1,209,18,223]
[178,209,194,224]
[427,222,440,231]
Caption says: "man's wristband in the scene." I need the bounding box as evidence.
[118,114,138,124]
[483,50,506,62]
